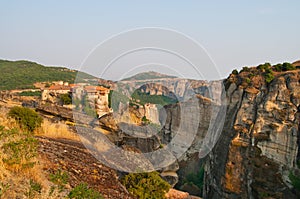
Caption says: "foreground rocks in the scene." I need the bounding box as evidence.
[37,136,134,199]
[166,189,202,199]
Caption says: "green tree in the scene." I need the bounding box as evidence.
[121,172,171,199]
[232,69,239,75]
[60,93,72,105]
[241,66,250,72]
[273,64,283,72]
[257,63,271,71]
[282,62,296,71]
[8,106,42,132]
[264,71,274,83]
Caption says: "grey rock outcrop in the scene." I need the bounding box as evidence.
[204,70,300,198]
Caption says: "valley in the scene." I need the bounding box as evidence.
[0,60,300,198]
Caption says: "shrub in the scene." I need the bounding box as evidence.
[232,69,239,75]
[257,63,271,71]
[49,169,69,192]
[241,66,250,72]
[0,127,38,170]
[282,62,296,71]
[264,72,274,83]
[185,166,205,190]
[265,67,272,74]
[121,171,171,199]
[29,179,42,193]
[28,179,42,197]
[68,183,103,199]
[49,169,69,186]
[0,182,10,198]
[141,116,150,124]
[60,93,72,105]
[248,73,255,78]
[273,64,283,72]
[8,106,42,132]
[245,78,251,84]
[289,172,300,191]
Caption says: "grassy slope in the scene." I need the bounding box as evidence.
[122,71,177,81]
[0,60,95,90]
[131,90,178,106]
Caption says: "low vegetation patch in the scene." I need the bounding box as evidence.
[27,179,42,198]
[131,90,178,106]
[121,171,171,199]
[17,91,41,97]
[231,62,297,85]
[0,182,10,198]
[68,183,103,199]
[0,126,38,171]
[49,169,69,192]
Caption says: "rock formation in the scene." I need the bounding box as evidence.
[204,69,300,198]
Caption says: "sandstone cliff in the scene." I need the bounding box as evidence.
[204,68,300,198]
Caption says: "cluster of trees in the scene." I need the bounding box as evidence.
[231,62,297,84]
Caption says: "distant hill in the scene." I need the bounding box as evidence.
[121,71,177,81]
[0,60,96,90]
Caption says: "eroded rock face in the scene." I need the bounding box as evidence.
[37,70,300,198]
[204,70,300,198]
[119,78,208,100]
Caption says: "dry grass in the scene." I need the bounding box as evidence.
[0,106,75,198]
[0,112,68,198]
[38,119,80,141]
[0,106,17,129]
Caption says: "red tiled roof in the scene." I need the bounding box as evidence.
[48,85,71,91]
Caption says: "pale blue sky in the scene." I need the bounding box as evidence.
[1,1,300,80]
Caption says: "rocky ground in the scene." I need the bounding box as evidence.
[37,136,134,199]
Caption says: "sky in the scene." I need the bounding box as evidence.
[1,0,300,80]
